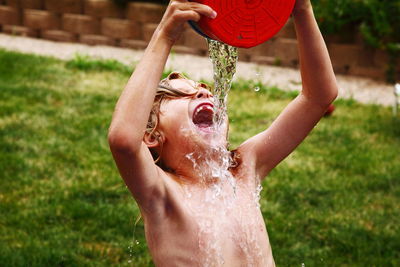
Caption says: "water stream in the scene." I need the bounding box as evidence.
[207,39,238,127]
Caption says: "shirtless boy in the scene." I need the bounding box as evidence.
[108,0,338,265]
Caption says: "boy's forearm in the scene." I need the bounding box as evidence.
[109,29,172,149]
[293,7,338,106]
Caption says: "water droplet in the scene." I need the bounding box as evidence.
[395,83,400,95]
[254,87,260,92]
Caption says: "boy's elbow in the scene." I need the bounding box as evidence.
[326,86,338,105]
[317,90,337,109]
[302,85,338,108]
[318,84,339,107]
[108,127,141,154]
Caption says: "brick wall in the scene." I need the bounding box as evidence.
[0,0,397,81]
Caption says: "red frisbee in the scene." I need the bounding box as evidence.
[189,0,296,48]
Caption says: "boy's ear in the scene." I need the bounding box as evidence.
[143,131,163,148]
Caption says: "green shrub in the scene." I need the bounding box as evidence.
[312,0,400,82]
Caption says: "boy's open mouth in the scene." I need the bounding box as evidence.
[192,103,214,130]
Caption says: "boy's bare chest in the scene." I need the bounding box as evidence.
[178,181,271,265]
[186,182,266,231]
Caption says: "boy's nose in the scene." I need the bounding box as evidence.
[196,88,213,99]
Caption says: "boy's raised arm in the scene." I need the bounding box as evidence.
[107,0,216,208]
[239,0,338,180]
[108,29,171,209]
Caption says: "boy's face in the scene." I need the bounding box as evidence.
[158,78,228,151]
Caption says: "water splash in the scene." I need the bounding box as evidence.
[128,213,142,264]
[253,183,263,208]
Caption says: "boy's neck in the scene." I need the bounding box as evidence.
[164,147,233,186]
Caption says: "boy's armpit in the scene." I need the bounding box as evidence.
[110,142,166,210]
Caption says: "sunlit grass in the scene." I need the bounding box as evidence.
[0,49,399,266]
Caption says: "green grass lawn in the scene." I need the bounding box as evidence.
[0,49,399,266]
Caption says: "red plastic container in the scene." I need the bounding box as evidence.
[189,0,296,48]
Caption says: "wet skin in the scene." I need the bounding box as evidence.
[143,157,275,267]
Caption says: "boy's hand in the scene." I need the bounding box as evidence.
[157,0,217,45]
[292,0,312,17]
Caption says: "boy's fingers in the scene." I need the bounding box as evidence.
[175,10,201,22]
[171,1,217,19]
[187,2,217,19]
